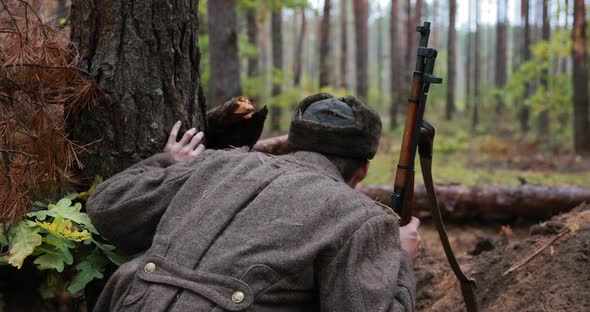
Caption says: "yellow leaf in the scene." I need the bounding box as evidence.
[36,216,91,242]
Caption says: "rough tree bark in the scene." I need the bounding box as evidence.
[445,0,456,121]
[319,0,331,88]
[207,0,241,107]
[389,0,399,129]
[270,7,283,132]
[519,0,531,132]
[69,0,206,180]
[495,0,508,115]
[472,0,480,129]
[572,0,590,155]
[537,0,550,138]
[340,0,347,89]
[294,8,306,86]
[352,0,368,103]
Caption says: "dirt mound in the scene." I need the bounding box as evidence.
[416,203,590,311]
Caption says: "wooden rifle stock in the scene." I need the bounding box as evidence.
[392,22,442,226]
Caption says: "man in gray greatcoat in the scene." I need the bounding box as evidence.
[87,93,421,311]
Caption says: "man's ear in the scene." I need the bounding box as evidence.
[358,160,370,181]
[347,160,370,188]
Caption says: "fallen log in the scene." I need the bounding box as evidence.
[356,184,590,220]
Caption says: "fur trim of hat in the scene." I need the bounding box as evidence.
[288,93,382,159]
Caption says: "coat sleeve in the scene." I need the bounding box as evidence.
[87,153,193,254]
[317,213,416,312]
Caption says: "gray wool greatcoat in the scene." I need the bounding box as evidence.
[87,148,416,312]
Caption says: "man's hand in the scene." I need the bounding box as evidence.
[164,121,205,161]
[400,217,422,262]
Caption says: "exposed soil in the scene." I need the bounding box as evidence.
[416,203,590,311]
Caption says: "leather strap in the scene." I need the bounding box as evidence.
[418,127,479,312]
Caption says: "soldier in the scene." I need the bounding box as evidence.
[87,93,421,311]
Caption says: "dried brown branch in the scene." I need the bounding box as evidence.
[0,2,101,221]
[2,63,92,77]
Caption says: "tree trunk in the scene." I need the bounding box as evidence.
[353,0,368,103]
[69,0,206,180]
[431,0,437,48]
[270,8,283,132]
[246,7,259,102]
[537,0,550,139]
[412,0,422,54]
[376,13,384,107]
[519,0,531,132]
[246,8,258,78]
[572,0,590,155]
[357,184,590,220]
[472,0,480,130]
[495,0,508,115]
[559,0,569,73]
[465,0,472,113]
[389,0,399,129]
[340,0,348,89]
[294,8,306,86]
[445,0,456,120]
[207,0,241,107]
[319,0,332,88]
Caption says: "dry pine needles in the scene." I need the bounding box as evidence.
[0,0,101,221]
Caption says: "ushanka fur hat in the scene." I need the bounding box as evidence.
[288,93,382,159]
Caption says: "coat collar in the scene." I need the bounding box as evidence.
[284,151,345,183]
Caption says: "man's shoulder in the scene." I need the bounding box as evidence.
[274,168,398,224]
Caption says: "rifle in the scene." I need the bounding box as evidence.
[391,22,479,312]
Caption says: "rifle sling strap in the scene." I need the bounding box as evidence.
[418,135,479,312]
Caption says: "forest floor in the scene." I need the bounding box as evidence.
[416,203,590,311]
[365,130,590,187]
[358,121,590,311]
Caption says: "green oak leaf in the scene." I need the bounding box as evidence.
[33,235,76,272]
[68,248,109,293]
[4,221,42,269]
[33,247,73,272]
[28,200,97,234]
[93,240,130,266]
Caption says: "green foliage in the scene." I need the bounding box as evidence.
[0,181,130,294]
[238,0,308,11]
[68,248,109,293]
[238,34,259,60]
[242,77,263,100]
[3,221,42,268]
[500,29,573,119]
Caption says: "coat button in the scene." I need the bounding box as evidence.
[144,262,156,273]
[231,291,244,303]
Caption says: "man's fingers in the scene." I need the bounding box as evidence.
[406,217,421,229]
[186,131,204,150]
[179,128,197,145]
[190,144,205,156]
[168,121,182,144]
